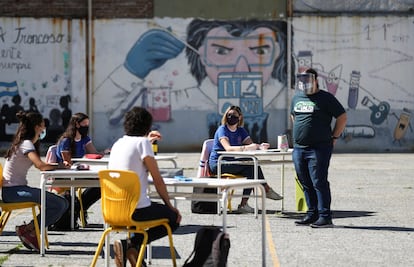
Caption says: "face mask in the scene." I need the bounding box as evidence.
[39,129,47,140]
[227,114,240,126]
[78,126,89,137]
[296,73,317,95]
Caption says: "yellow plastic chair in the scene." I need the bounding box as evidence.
[91,170,177,267]
[197,139,244,211]
[0,164,49,249]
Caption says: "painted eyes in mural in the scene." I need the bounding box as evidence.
[203,36,276,68]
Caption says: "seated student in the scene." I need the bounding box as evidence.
[109,106,181,267]
[55,112,163,225]
[1,111,68,251]
[55,112,106,224]
[208,105,283,214]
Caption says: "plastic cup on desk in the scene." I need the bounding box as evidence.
[277,134,289,152]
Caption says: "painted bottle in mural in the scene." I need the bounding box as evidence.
[394,108,411,141]
[348,70,361,109]
[148,88,171,122]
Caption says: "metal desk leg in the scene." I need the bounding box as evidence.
[258,184,266,267]
[217,156,223,215]
[70,179,75,230]
[40,175,46,256]
[253,157,259,218]
[221,189,228,232]
[280,155,285,212]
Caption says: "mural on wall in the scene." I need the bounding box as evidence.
[0,19,84,144]
[293,16,414,151]
[93,18,292,149]
[2,16,411,151]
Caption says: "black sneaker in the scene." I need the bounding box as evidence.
[295,215,318,226]
[310,217,333,228]
[114,240,127,267]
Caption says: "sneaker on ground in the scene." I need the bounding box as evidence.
[294,215,318,225]
[15,224,32,250]
[266,188,283,200]
[114,239,127,267]
[310,217,334,228]
[237,203,254,214]
[15,224,39,251]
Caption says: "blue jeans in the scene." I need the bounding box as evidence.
[292,145,333,219]
[2,185,69,227]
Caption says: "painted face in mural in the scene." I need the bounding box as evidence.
[198,27,280,85]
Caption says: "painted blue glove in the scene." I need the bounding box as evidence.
[124,29,185,79]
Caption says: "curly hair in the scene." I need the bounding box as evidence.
[123,107,152,136]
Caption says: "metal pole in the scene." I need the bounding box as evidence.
[87,0,94,136]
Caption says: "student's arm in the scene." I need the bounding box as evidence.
[60,150,73,167]
[85,141,102,155]
[144,156,182,223]
[85,141,111,155]
[27,151,59,171]
[219,136,260,151]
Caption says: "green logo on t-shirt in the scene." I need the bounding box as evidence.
[294,101,315,113]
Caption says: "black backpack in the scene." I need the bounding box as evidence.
[191,187,218,214]
[48,190,81,231]
[183,226,230,267]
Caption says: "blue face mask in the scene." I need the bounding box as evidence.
[39,129,47,140]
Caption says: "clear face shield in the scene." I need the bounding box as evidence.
[295,73,317,95]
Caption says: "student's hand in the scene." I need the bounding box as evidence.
[244,143,259,151]
[62,161,72,168]
[148,130,162,143]
[171,207,182,223]
[259,143,270,150]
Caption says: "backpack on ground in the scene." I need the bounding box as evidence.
[48,190,81,231]
[183,226,230,267]
[191,187,218,214]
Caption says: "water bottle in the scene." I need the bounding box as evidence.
[152,140,158,155]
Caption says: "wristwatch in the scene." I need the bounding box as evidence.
[331,136,339,140]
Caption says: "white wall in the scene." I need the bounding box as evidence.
[0,18,86,143]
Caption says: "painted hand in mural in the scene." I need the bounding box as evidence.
[124,29,185,79]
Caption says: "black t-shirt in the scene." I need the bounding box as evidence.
[290,90,345,147]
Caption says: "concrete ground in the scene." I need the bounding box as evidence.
[1,153,413,267]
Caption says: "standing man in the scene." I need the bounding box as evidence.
[290,68,347,228]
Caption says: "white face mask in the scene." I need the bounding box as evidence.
[39,129,47,140]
